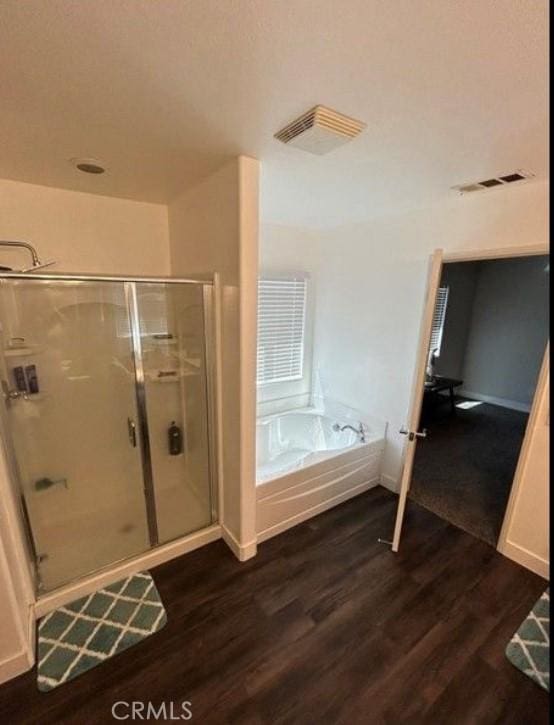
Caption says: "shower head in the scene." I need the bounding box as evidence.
[0,240,56,273]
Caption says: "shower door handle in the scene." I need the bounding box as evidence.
[127,418,137,448]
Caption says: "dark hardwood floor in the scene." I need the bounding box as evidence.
[0,487,548,724]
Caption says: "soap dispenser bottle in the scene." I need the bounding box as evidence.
[168,421,183,456]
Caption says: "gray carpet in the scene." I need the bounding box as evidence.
[410,398,529,545]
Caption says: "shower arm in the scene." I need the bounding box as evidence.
[0,240,56,273]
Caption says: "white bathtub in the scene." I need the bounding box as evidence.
[256,406,385,542]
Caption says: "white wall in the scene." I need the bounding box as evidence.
[168,157,259,559]
[0,178,169,275]
[461,256,549,408]
[260,180,549,486]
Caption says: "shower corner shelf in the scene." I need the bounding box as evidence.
[23,393,47,402]
[4,345,43,357]
[151,338,178,346]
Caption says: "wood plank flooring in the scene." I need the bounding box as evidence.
[0,487,548,724]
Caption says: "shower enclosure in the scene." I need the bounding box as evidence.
[0,273,216,595]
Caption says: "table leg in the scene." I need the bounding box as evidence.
[449,386,456,414]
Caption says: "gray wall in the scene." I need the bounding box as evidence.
[436,256,549,408]
[462,256,549,406]
[435,262,479,379]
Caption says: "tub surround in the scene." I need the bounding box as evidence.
[257,408,376,482]
[256,399,386,541]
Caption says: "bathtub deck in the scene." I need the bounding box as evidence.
[256,434,384,541]
[0,486,547,724]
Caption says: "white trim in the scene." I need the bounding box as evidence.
[257,478,379,543]
[0,436,36,637]
[0,532,34,683]
[0,649,33,685]
[237,156,259,552]
[27,605,36,661]
[380,473,399,493]
[221,526,257,561]
[34,524,222,617]
[497,345,549,567]
[500,540,549,579]
[443,243,549,262]
[457,390,532,413]
[213,273,225,525]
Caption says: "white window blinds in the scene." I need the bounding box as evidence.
[112,288,169,338]
[257,277,307,385]
[429,286,449,356]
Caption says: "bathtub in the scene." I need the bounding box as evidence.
[256,406,385,542]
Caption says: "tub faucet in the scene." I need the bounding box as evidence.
[333,422,366,443]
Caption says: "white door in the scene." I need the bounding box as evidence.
[391,249,443,552]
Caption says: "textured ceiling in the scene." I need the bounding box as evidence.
[0,0,548,227]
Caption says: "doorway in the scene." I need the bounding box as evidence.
[409,255,549,545]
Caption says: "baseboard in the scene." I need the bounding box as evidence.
[458,390,531,413]
[499,539,549,579]
[221,526,257,562]
[0,648,33,685]
[257,478,379,543]
[380,473,399,493]
[27,605,36,661]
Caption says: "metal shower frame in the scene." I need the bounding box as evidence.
[0,270,219,596]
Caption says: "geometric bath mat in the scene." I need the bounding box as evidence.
[37,572,167,691]
[506,589,550,692]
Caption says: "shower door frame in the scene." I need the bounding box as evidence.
[0,270,221,611]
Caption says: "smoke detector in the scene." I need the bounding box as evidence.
[452,169,535,194]
[274,105,366,155]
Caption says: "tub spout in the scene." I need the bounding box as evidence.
[333,422,366,443]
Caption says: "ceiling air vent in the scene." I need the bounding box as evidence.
[453,170,535,194]
[274,105,366,155]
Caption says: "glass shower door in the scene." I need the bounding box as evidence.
[0,279,151,592]
[134,282,213,544]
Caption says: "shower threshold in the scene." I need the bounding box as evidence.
[34,523,221,618]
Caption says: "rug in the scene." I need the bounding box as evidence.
[410,399,529,545]
[37,571,167,691]
[506,589,549,691]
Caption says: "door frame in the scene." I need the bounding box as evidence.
[392,242,549,552]
[496,343,549,561]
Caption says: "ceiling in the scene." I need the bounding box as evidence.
[0,0,548,228]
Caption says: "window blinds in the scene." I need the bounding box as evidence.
[429,286,449,356]
[111,287,169,338]
[257,277,307,385]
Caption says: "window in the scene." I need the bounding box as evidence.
[110,287,169,339]
[429,286,449,356]
[257,276,307,385]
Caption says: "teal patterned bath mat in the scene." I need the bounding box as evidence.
[506,589,549,691]
[37,571,167,691]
